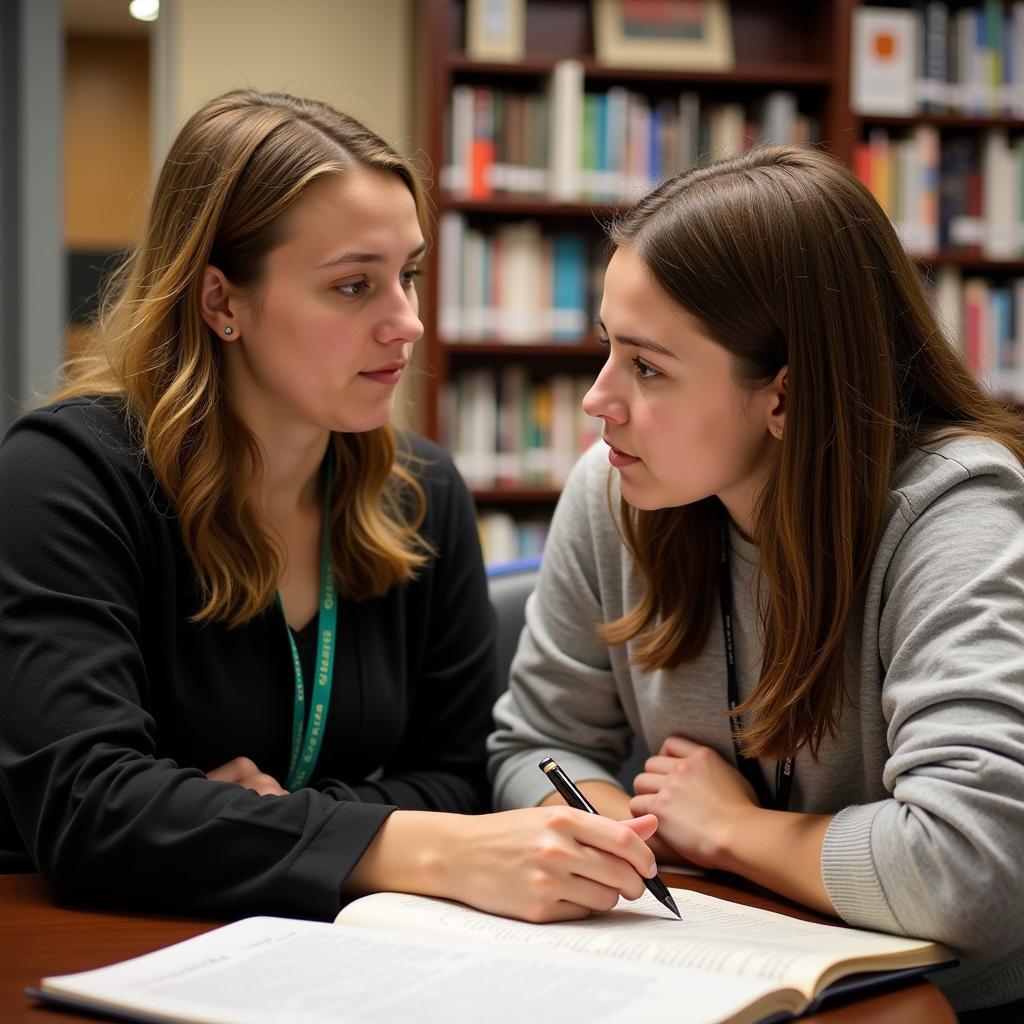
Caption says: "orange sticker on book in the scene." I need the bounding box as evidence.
[873,32,896,59]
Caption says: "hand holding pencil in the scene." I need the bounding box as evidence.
[539,755,682,919]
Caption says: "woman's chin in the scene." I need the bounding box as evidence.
[619,487,663,512]
[620,479,698,512]
[325,405,395,435]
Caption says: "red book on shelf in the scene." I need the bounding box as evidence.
[853,143,872,191]
[470,87,495,199]
[963,279,988,373]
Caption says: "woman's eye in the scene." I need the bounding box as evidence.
[632,355,660,381]
[336,279,368,296]
[595,332,610,347]
[401,268,424,288]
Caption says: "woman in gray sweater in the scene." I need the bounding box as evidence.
[489,146,1024,1019]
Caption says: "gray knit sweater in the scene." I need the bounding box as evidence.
[488,437,1024,1011]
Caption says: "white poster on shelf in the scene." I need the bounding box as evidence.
[851,7,918,116]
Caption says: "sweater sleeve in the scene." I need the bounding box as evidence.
[320,449,495,814]
[0,408,394,920]
[488,445,633,809]
[822,456,1024,969]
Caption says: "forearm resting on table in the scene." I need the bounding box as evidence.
[720,808,836,917]
[342,801,651,898]
[343,811,452,899]
[342,803,661,922]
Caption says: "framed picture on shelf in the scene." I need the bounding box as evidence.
[592,0,734,71]
[465,0,526,62]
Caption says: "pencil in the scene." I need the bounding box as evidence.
[538,755,682,919]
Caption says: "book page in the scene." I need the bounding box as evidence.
[42,915,797,1024]
[338,887,951,997]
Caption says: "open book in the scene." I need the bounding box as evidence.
[29,887,954,1024]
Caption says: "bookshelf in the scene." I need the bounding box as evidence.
[410,1,1024,560]
[847,2,1024,403]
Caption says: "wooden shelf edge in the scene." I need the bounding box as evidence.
[473,487,563,504]
[448,54,832,87]
[915,254,1024,272]
[438,195,627,216]
[858,113,1024,131]
[442,341,606,356]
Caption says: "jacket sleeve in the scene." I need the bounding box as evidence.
[822,459,1024,970]
[315,453,495,814]
[0,409,393,920]
[488,445,633,810]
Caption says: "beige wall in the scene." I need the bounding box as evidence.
[65,35,151,248]
[162,0,413,154]
[65,34,151,357]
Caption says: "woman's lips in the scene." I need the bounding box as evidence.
[360,363,406,385]
[605,441,640,468]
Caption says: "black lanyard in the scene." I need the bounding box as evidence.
[718,526,794,812]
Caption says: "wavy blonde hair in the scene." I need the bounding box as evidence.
[56,89,430,625]
[600,145,1024,760]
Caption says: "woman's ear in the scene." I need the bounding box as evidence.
[768,365,787,440]
[199,265,240,340]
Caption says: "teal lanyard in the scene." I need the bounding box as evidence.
[279,456,337,792]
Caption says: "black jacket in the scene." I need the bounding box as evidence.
[0,398,495,919]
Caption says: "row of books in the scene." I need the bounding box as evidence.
[852,3,1024,117]
[442,368,602,489]
[854,126,1024,258]
[932,266,1024,397]
[441,64,818,202]
[478,512,548,566]
[437,213,605,342]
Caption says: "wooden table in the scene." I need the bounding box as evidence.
[1,871,956,1023]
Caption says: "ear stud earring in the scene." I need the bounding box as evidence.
[223,326,234,336]
[774,425,784,438]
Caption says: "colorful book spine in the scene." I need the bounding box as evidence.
[551,234,588,341]
[446,371,605,488]
[926,270,1024,400]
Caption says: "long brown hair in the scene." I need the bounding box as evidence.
[56,89,431,626]
[600,145,1024,759]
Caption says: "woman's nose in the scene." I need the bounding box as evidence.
[582,367,627,424]
[376,290,424,346]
